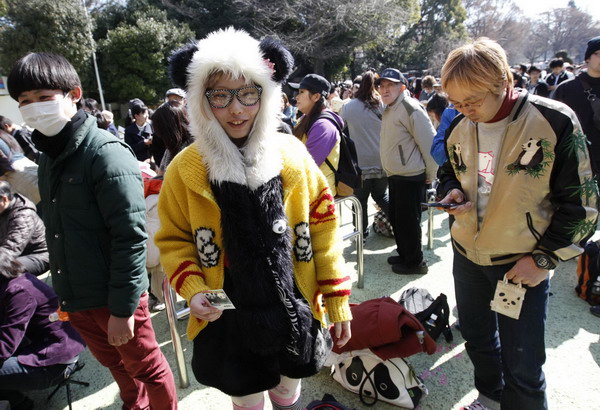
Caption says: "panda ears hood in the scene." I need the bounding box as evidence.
[168,31,294,90]
[167,28,295,189]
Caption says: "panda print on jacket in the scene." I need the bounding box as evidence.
[195,227,220,268]
[512,138,544,170]
[294,222,313,262]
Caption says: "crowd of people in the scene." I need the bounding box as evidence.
[0,28,599,410]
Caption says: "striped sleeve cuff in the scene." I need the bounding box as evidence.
[169,260,209,302]
[323,293,352,323]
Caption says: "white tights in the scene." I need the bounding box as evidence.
[231,376,301,409]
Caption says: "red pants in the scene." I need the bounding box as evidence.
[69,294,177,410]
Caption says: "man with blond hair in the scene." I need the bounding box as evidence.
[437,38,597,410]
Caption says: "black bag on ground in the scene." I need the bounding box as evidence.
[305,393,354,410]
[399,288,453,342]
[576,240,600,305]
[319,112,361,197]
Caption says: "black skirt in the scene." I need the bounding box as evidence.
[191,309,332,397]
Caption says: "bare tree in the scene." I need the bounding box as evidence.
[161,0,416,75]
[463,0,529,63]
[522,18,551,64]
[545,6,599,60]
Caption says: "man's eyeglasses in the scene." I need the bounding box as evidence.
[451,92,489,110]
[205,86,263,109]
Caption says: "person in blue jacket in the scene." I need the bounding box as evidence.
[430,105,460,166]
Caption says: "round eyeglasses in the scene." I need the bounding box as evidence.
[205,86,263,108]
[452,92,489,111]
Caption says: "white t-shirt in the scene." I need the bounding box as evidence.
[476,117,510,224]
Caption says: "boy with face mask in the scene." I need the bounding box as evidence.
[7,52,178,410]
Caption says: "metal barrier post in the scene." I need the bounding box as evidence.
[426,187,437,250]
[335,196,364,288]
[162,278,190,388]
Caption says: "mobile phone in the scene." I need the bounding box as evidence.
[421,202,462,209]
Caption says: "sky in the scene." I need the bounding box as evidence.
[519,0,600,20]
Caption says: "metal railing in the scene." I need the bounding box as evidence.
[162,278,190,388]
[426,187,437,250]
[334,195,364,288]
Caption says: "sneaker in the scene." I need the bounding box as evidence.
[149,295,166,312]
[391,260,428,275]
[591,305,600,318]
[460,400,491,410]
[387,255,402,265]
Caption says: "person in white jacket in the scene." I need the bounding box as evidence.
[144,177,166,311]
[377,68,437,275]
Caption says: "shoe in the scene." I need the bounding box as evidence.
[387,255,402,265]
[460,400,491,410]
[591,305,600,318]
[392,260,428,275]
[149,296,166,312]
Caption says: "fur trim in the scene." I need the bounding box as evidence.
[259,37,295,83]
[181,27,286,189]
[168,41,198,90]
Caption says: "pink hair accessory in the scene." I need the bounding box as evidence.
[264,58,275,74]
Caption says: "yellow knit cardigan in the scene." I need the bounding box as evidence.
[155,137,352,340]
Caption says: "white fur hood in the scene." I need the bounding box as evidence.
[183,28,285,190]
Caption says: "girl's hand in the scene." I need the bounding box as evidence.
[190,293,223,322]
[334,321,352,348]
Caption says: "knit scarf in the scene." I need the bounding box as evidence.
[211,176,314,363]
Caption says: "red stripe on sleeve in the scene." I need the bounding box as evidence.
[323,289,352,298]
[318,276,351,286]
[172,261,195,281]
[175,270,205,294]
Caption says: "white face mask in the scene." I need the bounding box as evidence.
[19,98,72,137]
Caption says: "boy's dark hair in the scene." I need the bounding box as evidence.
[0,180,14,201]
[84,98,100,114]
[0,116,13,131]
[549,58,564,69]
[7,52,81,101]
[0,249,25,280]
[528,65,541,74]
[131,104,148,117]
[519,64,527,73]
[426,92,449,120]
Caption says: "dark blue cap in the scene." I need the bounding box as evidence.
[376,68,407,85]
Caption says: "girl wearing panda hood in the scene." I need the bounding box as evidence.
[155,28,352,409]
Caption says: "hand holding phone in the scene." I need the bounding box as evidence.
[421,202,462,209]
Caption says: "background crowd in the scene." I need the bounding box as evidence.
[0,2,599,408]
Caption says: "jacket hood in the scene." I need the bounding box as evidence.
[176,28,292,190]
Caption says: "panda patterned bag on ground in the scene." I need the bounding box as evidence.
[332,348,427,408]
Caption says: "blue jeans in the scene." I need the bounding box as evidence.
[353,176,389,233]
[453,250,548,409]
[0,356,70,405]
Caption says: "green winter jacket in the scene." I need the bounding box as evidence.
[38,115,148,317]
